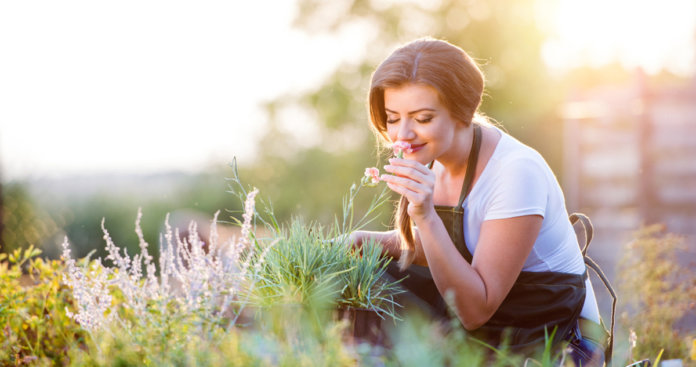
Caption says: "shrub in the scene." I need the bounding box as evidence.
[618,224,696,361]
[0,246,86,366]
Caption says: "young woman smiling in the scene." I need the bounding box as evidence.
[350,38,611,366]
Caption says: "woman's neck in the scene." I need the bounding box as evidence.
[436,124,477,178]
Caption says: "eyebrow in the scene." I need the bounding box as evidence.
[384,107,436,115]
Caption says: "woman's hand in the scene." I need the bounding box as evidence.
[381,158,437,221]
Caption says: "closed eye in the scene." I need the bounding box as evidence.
[416,116,433,123]
[386,118,399,124]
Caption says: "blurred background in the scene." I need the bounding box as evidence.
[1,0,695,325]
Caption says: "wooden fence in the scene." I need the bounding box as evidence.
[562,71,696,324]
[563,71,696,244]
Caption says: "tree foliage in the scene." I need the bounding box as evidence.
[245,0,567,227]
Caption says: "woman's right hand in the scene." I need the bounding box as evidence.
[348,231,365,251]
[380,158,438,223]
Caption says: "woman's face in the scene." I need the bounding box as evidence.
[384,83,461,164]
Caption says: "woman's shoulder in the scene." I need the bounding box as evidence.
[486,126,548,171]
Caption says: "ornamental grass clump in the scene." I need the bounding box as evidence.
[246,218,403,320]
[226,158,403,320]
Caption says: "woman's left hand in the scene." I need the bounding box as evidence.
[381,158,437,221]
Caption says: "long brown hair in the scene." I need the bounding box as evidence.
[368,38,485,270]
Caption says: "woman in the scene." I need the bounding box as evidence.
[350,38,609,366]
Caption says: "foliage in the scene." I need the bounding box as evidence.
[0,245,86,366]
[247,218,403,319]
[60,197,270,337]
[65,320,362,367]
[7,189,695,365]
[1,183,62,256]
[0,245,582,367]
[293,0,558,126]
[262,0,566,171]
[55,176,388,366]
[237,147,396,230]
[618,224,696,362]
[39,170,238,262]
[228,160,404,319]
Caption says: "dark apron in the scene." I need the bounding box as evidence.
[388,124,586,350]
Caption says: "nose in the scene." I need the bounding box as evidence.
[396,118,416,141]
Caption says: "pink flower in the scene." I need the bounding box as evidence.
[392,141,413,158]
[362,167,381,187]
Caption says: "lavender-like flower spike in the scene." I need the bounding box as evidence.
[240,188,259,248]
[61,237,113,331]
[62,187,268,334]
[134,207,157,292]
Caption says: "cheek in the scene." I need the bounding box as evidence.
[385,125,398,142]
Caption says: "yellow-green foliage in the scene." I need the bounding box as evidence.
[65,319,360,367]
[0,246,86,366]
[618,224,696,361]
[1,184,61,256]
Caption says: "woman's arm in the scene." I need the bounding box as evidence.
[350,229,428,266]
[416,213,541,330]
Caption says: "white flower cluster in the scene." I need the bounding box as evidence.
[61,188,272,332]
[61,241,113,332]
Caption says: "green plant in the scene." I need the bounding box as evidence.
[383,310,578,367]
[225,158,403,317]
[618,224,696,362]
[0,245,87,366]
[246,218,403,319]
[227,159,404,321]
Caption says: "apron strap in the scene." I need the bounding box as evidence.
[569,212,594,256]
[457,123,483,208]
[570,212,616,366]
[585,255,616,366]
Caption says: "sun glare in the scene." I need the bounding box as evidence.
[542,0,696,75]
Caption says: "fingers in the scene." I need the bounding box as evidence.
[384,180,417,198]
[381,158,435,209]
[382,158,434,185]
[387,158,431,175]
[381,173,428,193]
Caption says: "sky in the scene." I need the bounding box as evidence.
[1,0,694,182]
[0,0,371,181]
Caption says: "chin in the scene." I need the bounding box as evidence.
[409,154,431,166]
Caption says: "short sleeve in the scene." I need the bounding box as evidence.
[483,157,548,221]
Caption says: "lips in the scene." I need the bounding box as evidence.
[408,143,426,153]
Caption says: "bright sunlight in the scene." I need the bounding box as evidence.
[542,0,696,75]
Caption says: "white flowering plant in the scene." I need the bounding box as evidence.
[60,184,274,349]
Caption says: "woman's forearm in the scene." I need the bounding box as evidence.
[415,214,491,329]
[352,229,429,266]
[351,230,402,259]
[415,213,542,330]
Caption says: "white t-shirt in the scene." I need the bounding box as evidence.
[462,126,600,323]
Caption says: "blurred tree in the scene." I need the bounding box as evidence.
[291,0,561,133]
[245,0,566,227]
[1,183,60,256]
[0,181,3,252]
[22,170,240,261]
